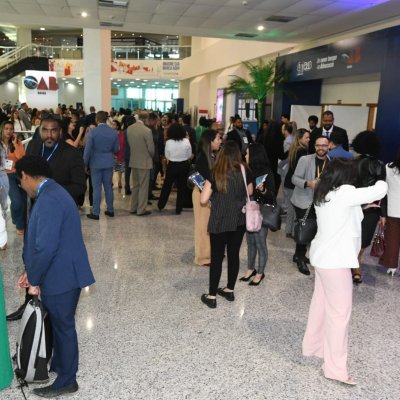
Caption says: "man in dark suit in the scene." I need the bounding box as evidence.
[25,115,86,203]
[308,115,319,135]
[84,111,119,220]
[85,106,96,126]
[227,116,253,158]
[16,155,95,398]
[309,110,349,153]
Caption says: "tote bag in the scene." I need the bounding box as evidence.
[240,165,262,232]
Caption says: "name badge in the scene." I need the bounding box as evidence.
[243,137,248,144]
[5,159,13,170]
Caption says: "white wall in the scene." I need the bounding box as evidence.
[321,81,380,104]
[58,82,84,107]
[0,81,19,104]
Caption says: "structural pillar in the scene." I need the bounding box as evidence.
[83,28,111,112]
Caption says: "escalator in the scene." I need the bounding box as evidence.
[0,56,48,85]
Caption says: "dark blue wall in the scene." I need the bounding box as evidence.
[275,25,400,162]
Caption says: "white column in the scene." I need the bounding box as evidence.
[83,29,111,112]
[17,28,31,47]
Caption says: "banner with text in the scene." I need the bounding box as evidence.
[24,70,58,109]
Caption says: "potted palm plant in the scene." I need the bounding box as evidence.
[226,59,287,128]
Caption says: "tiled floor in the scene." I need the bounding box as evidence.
[1,186,399,400]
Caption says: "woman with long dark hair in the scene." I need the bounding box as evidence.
[379,147,400,275]
[200,141,252,308]
[157,123,192,214]
[303,158,387,385]
[239,143,275,285]
[193,129,222,266]
[0,121,26,234]
[352,130,386,284]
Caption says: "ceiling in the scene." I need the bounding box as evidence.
[0,0,399,44]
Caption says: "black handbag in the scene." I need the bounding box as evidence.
[260,203,282,232]
[294,203,317,244]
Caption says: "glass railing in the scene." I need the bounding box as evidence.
[0,44,191,71]
[112,45,191,60]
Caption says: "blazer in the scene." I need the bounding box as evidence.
[291,154,317,209]
[126,122,154,169]
[83,123,119,169]
[23,179,95,296]
[310,181,388,269]
[309,125,349,153]
[27,139,86,202]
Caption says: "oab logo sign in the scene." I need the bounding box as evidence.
[24,70,58,109]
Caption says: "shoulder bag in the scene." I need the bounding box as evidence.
[240,165,262,232]
[370,225,385,258]
[260,202,282,232]
[294,203,317,244]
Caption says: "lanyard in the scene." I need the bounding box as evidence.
[316,159,326,178]
[41,142,59,161]
[35,179,48,198]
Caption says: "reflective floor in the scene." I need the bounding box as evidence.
[1,185,400,400]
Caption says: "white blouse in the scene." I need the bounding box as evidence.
[165,138,192,162]
[386,164,400,218]
[310,181,388,269]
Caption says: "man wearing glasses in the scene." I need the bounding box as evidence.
[290,136,330,275]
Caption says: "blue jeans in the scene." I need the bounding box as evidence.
[7,172,26,230]
[91,168,114,216]
[246,226,269,274]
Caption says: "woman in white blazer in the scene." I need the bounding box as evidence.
[302,158,387,385]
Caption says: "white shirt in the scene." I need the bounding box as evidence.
[310,181,387,269]
[165,138,192,162]
[386,164,400,217]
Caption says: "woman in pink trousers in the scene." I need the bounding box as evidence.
[302,158,387,385]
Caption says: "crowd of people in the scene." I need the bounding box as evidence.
[0,102,399,396]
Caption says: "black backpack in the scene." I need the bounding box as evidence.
[14,296,52,383]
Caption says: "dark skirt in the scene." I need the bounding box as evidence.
[361,209,380,249]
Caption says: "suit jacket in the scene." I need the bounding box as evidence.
[327,146,353,160]
[227,128,253,155]
[126,122,154,169]
[291,154,317,209]
[83,123,119,169]
[309,125,349,153]
[310,181,387,269]
[23,179,95,296]
[27,139,86,202]
[18,109,31,130]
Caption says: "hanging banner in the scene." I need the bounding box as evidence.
[24,70,58,109]
[111,59,181,79]
[49,59,84,77]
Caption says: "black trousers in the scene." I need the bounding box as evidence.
[124,159,131,192]
[293,205,316,260]
[209,225,246,296]
[157,161,189,213]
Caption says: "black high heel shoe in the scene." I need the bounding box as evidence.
[249,273,265,286]
[201,294,216,308]
[239,269,257,282]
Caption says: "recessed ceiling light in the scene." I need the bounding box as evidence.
[135,78,140,81]
[81,11,88,18]
[143,79,148,82]
[117,79,121,81]
[257,25,265,31]
[131,33,135,36]
[76,77,81,80]
[40,27,45,31]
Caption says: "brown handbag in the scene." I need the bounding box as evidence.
[370,226,385,258]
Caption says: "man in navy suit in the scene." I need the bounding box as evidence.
[16,155,95,398]
[84,111,119,220]
[309,110,349,153]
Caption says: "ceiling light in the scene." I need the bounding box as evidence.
[257,25,264,31]
[143,79,148,82]
[135,78,140,81]
[76,77,81,80]
[131,33,135,36]
[81,11,88,17]
[117,79,121,81]
[40,27,45,31]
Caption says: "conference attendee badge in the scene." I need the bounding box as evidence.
[5,159,13,170]
[243,137,248,144]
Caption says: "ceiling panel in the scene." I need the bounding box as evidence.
[11,3,43,13]
[208,7,244,20]
[0,3,17,13]
[66,0,95,6]
[155,2,190,15]
[37,0,68,5]
[42,5,73,17]
[128,0,160,12]
[183,4,221,18]
[124,12,153,24]
[281,0,336,17]
[175,16,206,27]
[150,14,181,25]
